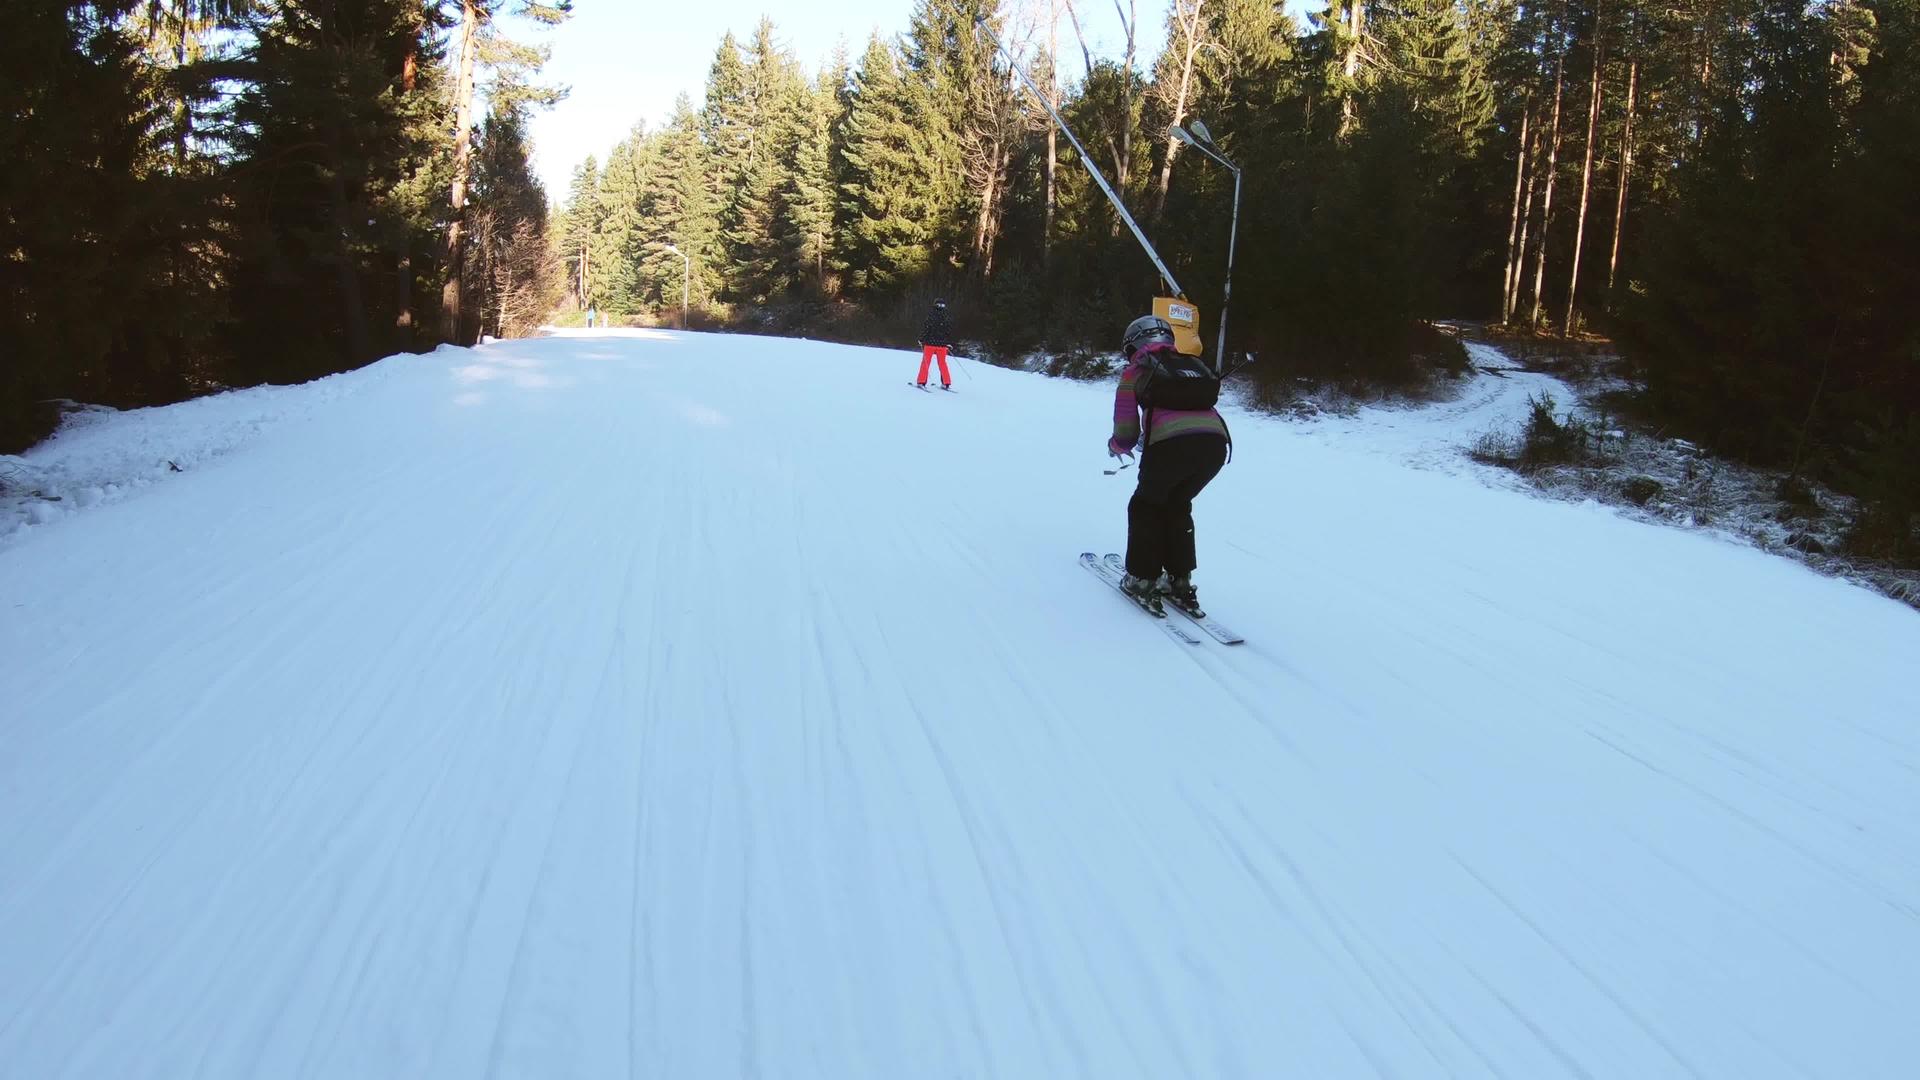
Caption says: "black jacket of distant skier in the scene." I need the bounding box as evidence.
[920,306,953,348]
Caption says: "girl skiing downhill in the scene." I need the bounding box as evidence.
[1108,315,1230,617]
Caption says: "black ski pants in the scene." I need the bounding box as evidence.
[1125,433,1228,581]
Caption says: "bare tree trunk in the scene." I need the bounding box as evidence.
[1116,0,1137,191]
[326,143,372,365]
[1692,26,1713,150]
[174,22,190,167]
[1044,0,1058,265]
[1044,126,1057,262]
[982,145,1008,277]
[1607,57,1637,301]
[401,34,418,92]
[1511,148,1540,324]
[1502,92,1534,322]
[1512,157,1543,320]
[396,24,420,343]
[1529,37,1567,329]
[396,243,414,342]
[973,139,1000,263]
[1152,0,1206,220]
[441,0,481,344]
[1341,1,1365,139]
[1062,0,1136,235]
[967,43,1016,280]
[1563,8,1606,337]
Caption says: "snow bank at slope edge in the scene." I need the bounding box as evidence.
[0,347,437,543]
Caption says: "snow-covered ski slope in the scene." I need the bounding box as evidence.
[3,329,1917,1078]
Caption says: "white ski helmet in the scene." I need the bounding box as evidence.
[1122,314,1174,357]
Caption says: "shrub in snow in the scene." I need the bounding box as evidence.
[1619,476,1664,506]
[1838,413,1920,564]
[1518,393,1594,471]
[1410,322,1472,378]
[1775,474,1822,520]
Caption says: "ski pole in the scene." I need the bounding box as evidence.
[1219,352,1260,381]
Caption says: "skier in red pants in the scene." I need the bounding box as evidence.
[917,298,953,389]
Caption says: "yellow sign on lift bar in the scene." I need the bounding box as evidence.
[1154,296,1204,356]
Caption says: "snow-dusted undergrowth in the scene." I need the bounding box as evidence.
[1459,339,1920,609]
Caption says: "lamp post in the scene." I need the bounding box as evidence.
[1170,121,1241,371]
[661,243,690,330]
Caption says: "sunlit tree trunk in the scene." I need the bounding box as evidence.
[1529,33,1567,328]
[1607,57,1637,302]
[1341,1,1365,139]
[1511,153,1540,324]
[1044,1,1058,264]
[1503,92,1534,322]
[1152,0,1206,220]
[1563,6,1606,337]
[441,1,482,343]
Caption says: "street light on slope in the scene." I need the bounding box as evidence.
[1170,122,1242,368]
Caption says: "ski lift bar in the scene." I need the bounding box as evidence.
[972,17,1183,300]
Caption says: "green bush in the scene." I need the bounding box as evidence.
[1518,392,1594,470]
[1411,321,1472,377]
[984,263,1044,360]
[1842,412,1920,563]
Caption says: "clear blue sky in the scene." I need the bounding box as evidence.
[515,2,1320,199]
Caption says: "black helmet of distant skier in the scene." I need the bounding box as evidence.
[1122,315,1174,358]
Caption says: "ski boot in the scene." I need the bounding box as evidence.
[1158,573,1205,618]
[1120,573,1167,616]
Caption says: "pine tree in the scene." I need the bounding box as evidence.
[905,0,1018,276]
[439,0,573,344]
[379,8,453,352]
[644,94,723,311]
[722,20,806,301]
[1625,0,1848,459]
[2,3,169,447]
[224,0,440,383]
[702,31,753,296]
[781,71,842,293]
[839,33,956,291]
[468,103,560,337]
[1380,0,1500,319]
[595,128,659,313]
[1378,0,1497,157]
[557,156,602,306]
[1843,0,1920,420]
[825,42,863,283]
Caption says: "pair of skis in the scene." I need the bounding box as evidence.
[908,382,956,392]
[1079,552,1244,645]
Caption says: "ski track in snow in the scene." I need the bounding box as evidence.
[2,328,1917,1078]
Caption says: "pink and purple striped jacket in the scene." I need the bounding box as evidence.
[1109,344,1230,453]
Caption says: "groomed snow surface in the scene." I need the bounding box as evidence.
[3,329,1916,1078]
